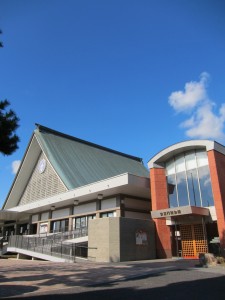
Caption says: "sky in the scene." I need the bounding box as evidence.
[0,0,225,207]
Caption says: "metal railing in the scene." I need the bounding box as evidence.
[36,227,88,243]
[7,228,93,262]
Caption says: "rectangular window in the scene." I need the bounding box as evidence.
[176,171,189,206]
[198,165,214,206]
[187,169,201,206]
[101,211,115,218]
[51,219,69,233]
[166,159,175,175]
[185,151,197,170]
[175,155,185,173]
[196,150,208,167]
[167,174,178,207]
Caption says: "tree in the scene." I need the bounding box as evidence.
[0,29,3,47]
[0,30,20,155]
[0,100,20,155]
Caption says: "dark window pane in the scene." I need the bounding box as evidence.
[176,172,189,206]
[80,217,86,228]
[61,220,65,231]
[53,221,60,232]
[167,174,178,207]
[187,170,201,206]
[75,218,81,229]
[198,165,214,206]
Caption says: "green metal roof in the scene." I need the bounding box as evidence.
[35,124,149,189]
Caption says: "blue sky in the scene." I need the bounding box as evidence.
[0,0,225,207]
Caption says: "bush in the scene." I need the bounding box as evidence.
[216,256,225,264]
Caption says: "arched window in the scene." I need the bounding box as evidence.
[165,149,214,208]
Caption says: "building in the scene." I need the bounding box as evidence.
[149,140,225,259]
[0,124,155,262]
[1,125,225,262]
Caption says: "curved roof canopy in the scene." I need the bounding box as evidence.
[148,140,225,169]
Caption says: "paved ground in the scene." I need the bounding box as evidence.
[0,258,225,299]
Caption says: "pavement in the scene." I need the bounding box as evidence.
[0,258,225,299]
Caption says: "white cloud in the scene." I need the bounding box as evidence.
[169,73,225,141]
[168,72,209,113]
[12,160,21,174]
[181,103,225,140]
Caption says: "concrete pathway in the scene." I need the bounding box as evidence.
[0,258,224,298]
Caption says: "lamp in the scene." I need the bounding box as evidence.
[74,199,79,206]
[97,194,103,200]
[51,206,55,211]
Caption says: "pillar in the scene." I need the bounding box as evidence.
[208,150,225,256]
[150,167,172,258]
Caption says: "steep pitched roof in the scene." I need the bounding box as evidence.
[35,124,149,189]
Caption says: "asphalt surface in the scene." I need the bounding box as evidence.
[0,258,225,299]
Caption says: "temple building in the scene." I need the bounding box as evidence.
[0,124,154,262]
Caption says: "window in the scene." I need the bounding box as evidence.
[165,149,214,208]
[73,215,96,230]
[101,211,115,218]
[51,219,69,233]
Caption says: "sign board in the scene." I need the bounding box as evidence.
[136,230,148,245]
[151,206,209,219]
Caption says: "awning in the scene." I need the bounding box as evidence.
[151,206,209,219]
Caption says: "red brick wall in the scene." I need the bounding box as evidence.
[208,150,225,253]
[150,168,172,258]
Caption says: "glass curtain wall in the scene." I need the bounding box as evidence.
[165,149,214,208]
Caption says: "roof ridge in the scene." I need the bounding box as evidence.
[35,123,143,163]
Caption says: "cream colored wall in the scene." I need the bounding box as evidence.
[88,217,155,262]
[19,152,67,206]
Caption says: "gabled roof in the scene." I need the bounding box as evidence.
[3,124,149,209]
[35,124,149,189]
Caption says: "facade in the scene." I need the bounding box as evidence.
[149,140,225,259]
[1,125,225,262]
[0,124,155,262]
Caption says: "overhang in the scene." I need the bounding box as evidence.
[151,206,209,219]
[0,210,29,222]
[7,173,150,215]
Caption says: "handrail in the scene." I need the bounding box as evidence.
[7,228,92,261]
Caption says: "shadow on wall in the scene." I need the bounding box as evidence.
[154,220,172,259]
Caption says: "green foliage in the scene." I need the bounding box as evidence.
[0,29,3,47]
[0,100,20,155]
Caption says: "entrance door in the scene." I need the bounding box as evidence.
[180,224,208,258]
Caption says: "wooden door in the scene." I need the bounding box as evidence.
[180,224,208,258]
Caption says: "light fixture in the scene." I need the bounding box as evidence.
[51,206,55,211]
[97,194,103,200]
[74,199,79,206]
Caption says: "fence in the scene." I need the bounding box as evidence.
[7,228,94,262]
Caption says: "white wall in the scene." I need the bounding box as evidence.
[74,202,96,215]
[41,212,49,221]
[32,214,39,222]
[101,198,117,210]
[52,208,70,219]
